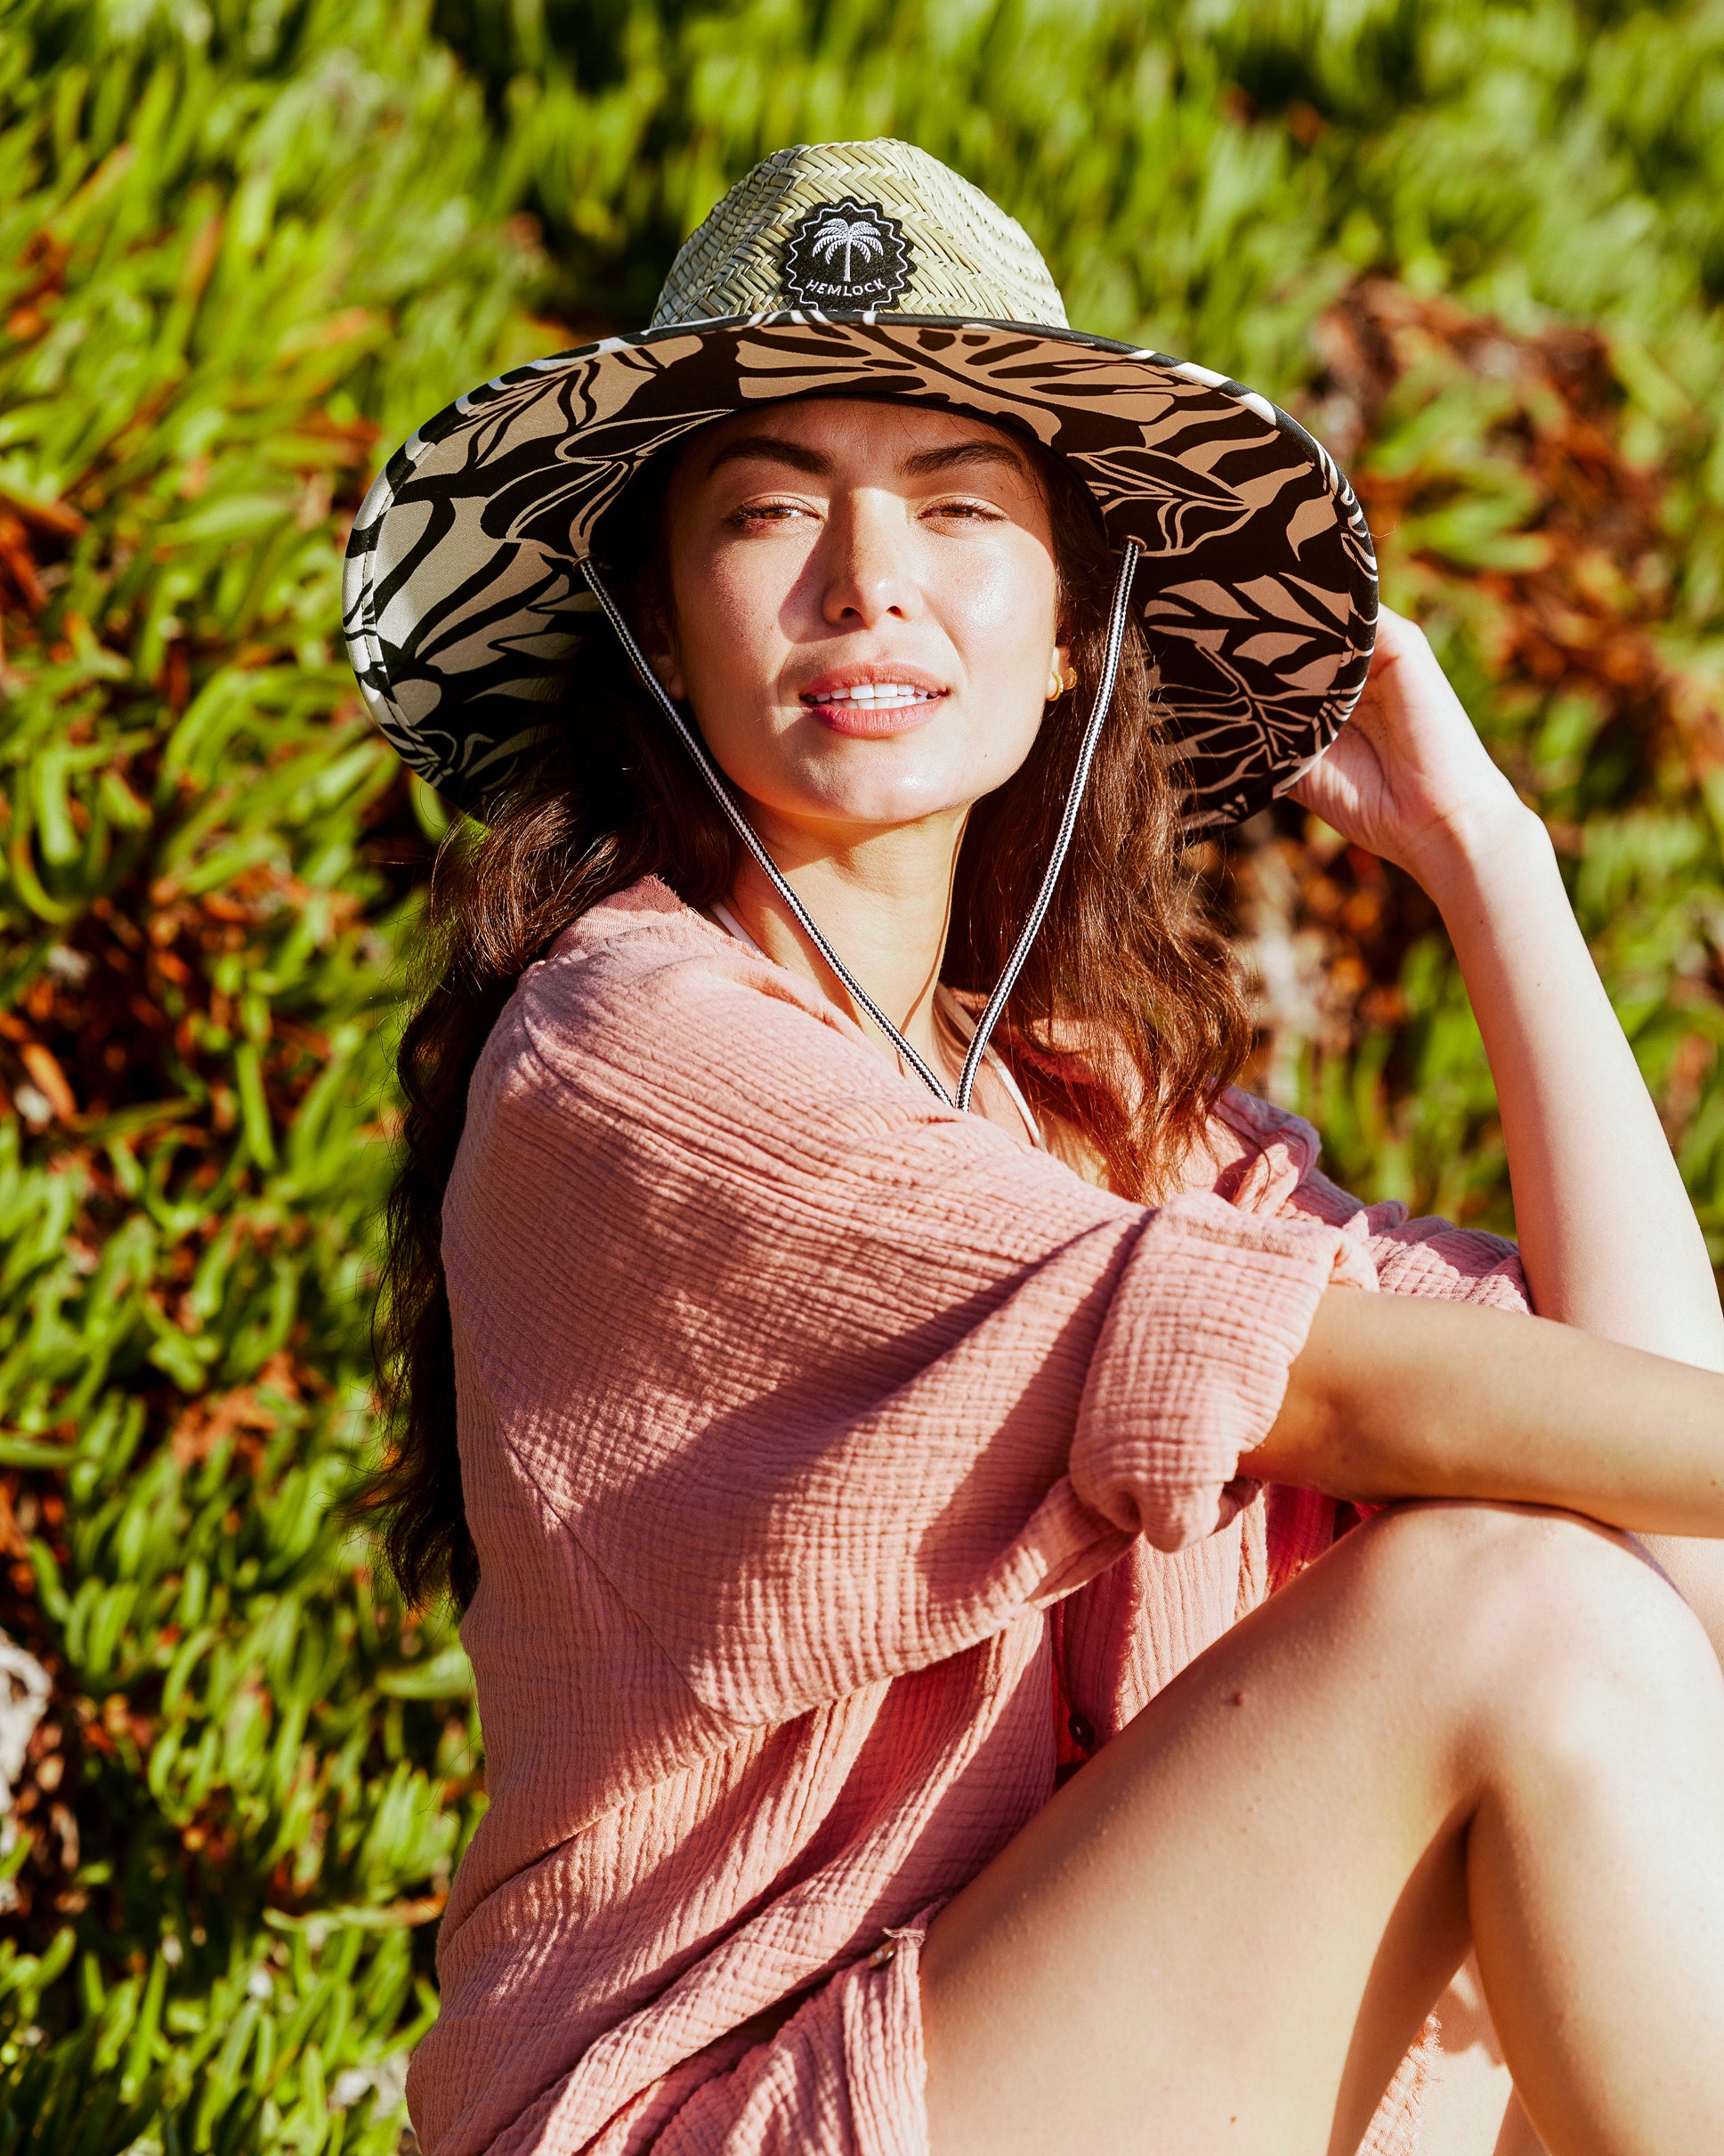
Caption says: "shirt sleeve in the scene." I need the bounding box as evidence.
[443,927,1371,1727]
[1280,1161,1531,1314]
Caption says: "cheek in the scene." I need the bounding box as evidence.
[672,540,799,698]
[943,537,1059,711]
[665,542,808,803]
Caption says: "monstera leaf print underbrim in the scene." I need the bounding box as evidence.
[342,312,1379,831]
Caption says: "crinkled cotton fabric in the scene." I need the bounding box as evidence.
[414,878,1529,2156]
[580,1908,943,2156]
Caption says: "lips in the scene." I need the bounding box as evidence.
[812,682,941,709]
[798,664,949,736]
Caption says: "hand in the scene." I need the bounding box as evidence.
[1288,605,1532,890]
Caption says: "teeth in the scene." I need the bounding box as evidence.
[814,684,936,705]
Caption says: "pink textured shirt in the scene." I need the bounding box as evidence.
[414,878,1527,2155]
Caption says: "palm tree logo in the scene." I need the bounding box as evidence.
[781,198,912,307]
[810,214,883,288]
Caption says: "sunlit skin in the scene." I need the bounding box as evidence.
[652,398,1066,1110]
[660,401,1065,834]
[650,395,1724,2155]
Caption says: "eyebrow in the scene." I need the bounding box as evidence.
[702,434,1031,482]
[902,441,1030,479]
[705,435,831,477]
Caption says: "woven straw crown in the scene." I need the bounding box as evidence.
[651,138,1069,328]
[345,137,1378,832]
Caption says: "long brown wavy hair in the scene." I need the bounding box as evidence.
[374,413,1253,1610]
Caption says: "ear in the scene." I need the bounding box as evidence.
[638,596,686,703]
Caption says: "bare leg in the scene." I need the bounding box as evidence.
[1418,1958,1550,2156]
[1496,2092,1550,2156]
[921,1502,1724,2156]
[1420,1960,1515,2155]
[1642,1534,1724,1665]
[1429,1521,1724,2156]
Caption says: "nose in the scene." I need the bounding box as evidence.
[817,490,919,630]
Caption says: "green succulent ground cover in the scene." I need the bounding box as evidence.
[2,1,1723,2148]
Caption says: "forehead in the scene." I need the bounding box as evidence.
[683,395,1035,478]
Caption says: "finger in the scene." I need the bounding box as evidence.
[1364,604,1429,678]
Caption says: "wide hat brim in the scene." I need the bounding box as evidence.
[343,312,1377,831]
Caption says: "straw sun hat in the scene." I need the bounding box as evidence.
[343,138,1378,846]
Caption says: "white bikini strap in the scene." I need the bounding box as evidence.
[934,987,1046,1150]
[709,897,766,957]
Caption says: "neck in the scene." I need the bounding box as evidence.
[723,804,967,1074]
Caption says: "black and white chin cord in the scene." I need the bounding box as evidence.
[580,536,1143,1113]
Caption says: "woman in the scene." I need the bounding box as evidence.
[344,143,1724,2156]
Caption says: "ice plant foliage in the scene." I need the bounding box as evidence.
[0,3,542,2148]
[4,0,1724,2150]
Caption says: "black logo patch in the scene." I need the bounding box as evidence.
[781,199,913,311]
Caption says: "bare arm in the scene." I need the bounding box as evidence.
[1291,607,1724,1628]
[1415,798,1723,1368]
[1246,1286,1724,1537]
[1430,799,1724,1629]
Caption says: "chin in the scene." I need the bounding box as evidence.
[761,785,966,835]
[805,735,1032,824]
[793,764,983,831]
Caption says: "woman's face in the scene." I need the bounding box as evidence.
[656,398,1065,847]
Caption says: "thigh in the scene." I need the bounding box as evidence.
[1418,1960,1549,2156]
[919,1503,1561,2156]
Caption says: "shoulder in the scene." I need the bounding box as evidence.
[1194,1086,1525,1306]
[527,874,818,1042]
[475,876,869,1111]
[530,877,876,1069]
[1195,1084,1406,1235]
[1186,1087,1325,1214]
[460,876,1036,1193]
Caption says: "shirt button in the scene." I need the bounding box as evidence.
[867,1941,898,1970]
[1067,1710,1095,1751]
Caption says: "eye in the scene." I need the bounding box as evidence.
[923,497,1007,523]
[728,499,816,530]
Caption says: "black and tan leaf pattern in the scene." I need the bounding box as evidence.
[343,313,1376,829]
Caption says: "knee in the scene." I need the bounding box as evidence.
[1348,1502,1721,1763]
